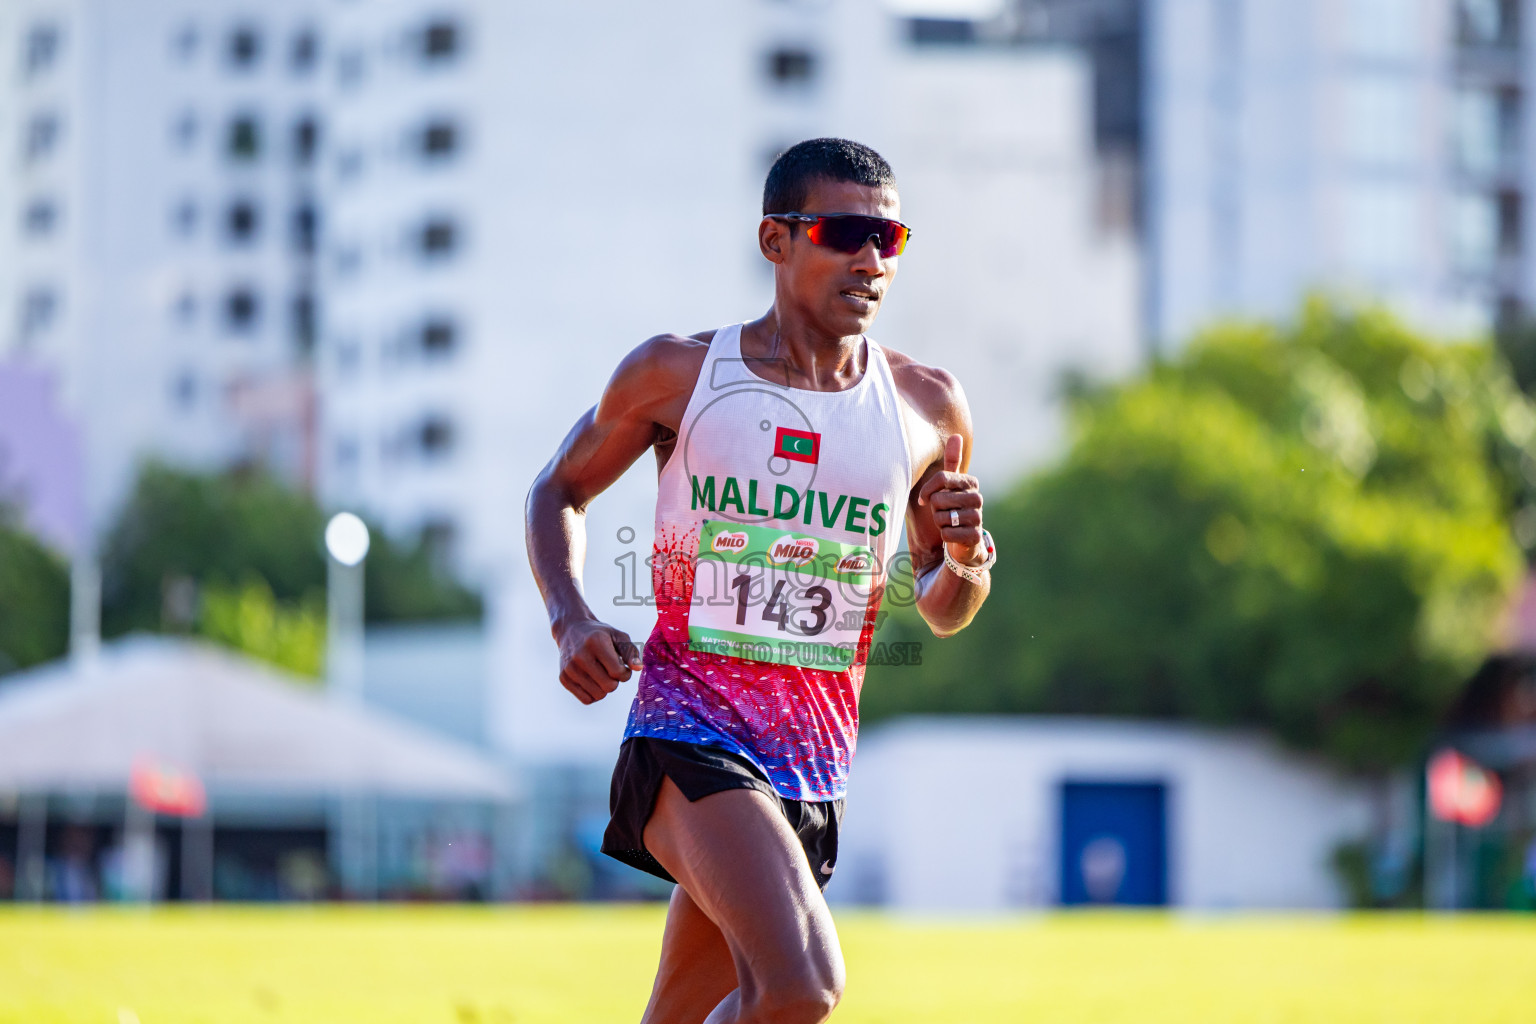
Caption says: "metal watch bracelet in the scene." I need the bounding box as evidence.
[943,527,996,586]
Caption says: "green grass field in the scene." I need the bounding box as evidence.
[1,905,1532,1023]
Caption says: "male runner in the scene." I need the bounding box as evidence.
[526,138,993,1024]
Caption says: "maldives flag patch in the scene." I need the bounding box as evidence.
[774,426,821,464]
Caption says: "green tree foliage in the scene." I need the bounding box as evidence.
[1494,316,1536,398]
[867,300,1534,772]
[0,510,69,676]
[198,578,326,681]
[100,463,481,649]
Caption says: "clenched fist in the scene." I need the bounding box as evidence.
[555,618,644,704]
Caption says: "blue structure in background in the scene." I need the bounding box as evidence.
[1059,780,1168,906]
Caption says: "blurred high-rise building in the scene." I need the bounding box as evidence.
[0,0,324,536]
[994,0,1536,347]
[1142,0,1472,345]
[1449,0,1530,329]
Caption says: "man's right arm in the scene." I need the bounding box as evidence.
[524,334,705,704]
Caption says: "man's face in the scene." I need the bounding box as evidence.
[760,177,902,338]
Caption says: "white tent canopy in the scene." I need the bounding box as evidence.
[0,637,516,801]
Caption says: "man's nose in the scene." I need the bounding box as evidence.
[850,236,886,273]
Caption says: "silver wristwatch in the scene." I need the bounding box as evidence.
[944,528,996,586]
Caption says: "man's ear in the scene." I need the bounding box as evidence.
[759,216,788,265]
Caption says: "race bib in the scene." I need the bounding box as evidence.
[688,519,876,671]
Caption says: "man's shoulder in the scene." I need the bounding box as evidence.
[612,330,717,393]
[880,344,966,424]
[630,328,717,365]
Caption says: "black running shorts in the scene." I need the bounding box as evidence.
[600,736,844,890]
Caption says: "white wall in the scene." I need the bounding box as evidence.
[870,46,1139,480]
[834,717,1375,911]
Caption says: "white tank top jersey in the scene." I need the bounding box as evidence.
[623,322,914,802]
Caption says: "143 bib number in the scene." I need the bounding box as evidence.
[688,520,876,671]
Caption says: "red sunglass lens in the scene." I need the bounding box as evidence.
[806,216,909,257]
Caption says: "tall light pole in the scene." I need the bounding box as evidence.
[324,511,375,899]
[325,511,370,702]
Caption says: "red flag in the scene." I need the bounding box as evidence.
[130,755,207,817]
[1427,749,1501,827]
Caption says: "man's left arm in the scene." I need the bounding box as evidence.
[905,382,991,638]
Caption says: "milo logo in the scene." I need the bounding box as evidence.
[834,553,872,575]
[711,530,749,553]
[768,535,818,566]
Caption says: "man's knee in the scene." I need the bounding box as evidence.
[753,984,842,1024]
[746,953,845,1024]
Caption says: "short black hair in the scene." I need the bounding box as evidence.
[762,138,897,215]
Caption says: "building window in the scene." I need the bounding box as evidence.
[336,47,365,89]
[291,202,318,254]
[172,199,199,237]
[227,24,262,70]
[226,114,261,161]
[173,109,199,150]
[174,290,198,325]
[417,117,460,160]
[419,315,458,357]
[291,28,319,74]
[24,113,61,164]
[416,215,459,258]
[24,23,61,79]
[291,292,317,354]
[1455,86,1520,177]
[172,371,198,410]
[418,415,455,458]
[22,198,58,238]
[1457,0,1520,47]
[766,47,817,86]
[292,114,320,166]
[224,287,260,333]
[18,287,58,344]
[1453,191,1499,272]
[335,335,361,375]
[418,18,462,63]
[173,22,199,62]
[334,435,359,470]
[1498,190,1521,258]
[335,146,364,182]
[907,18,977,45]
[224,198,260,245]
[332,243,362,278]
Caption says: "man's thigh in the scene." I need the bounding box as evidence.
[641,778,843,1000]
